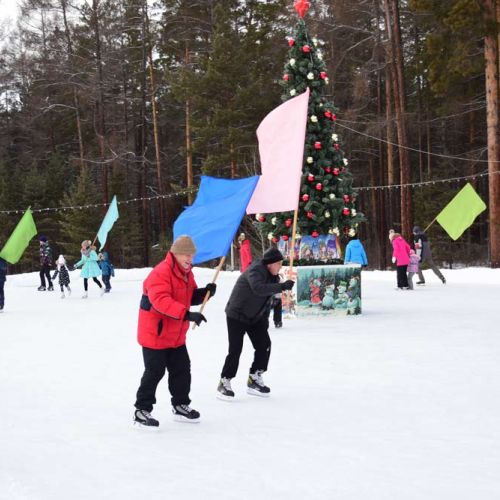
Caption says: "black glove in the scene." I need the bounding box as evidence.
[205,283,216,298]
[184,311,207,326]
[281,280,295,291]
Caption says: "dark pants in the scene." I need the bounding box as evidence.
[135,345,191,411]
[102,275,111,290]
[397,265,409,288]
[272,297,282,325]
[221,315,271,379]
[0,280,4,308]
[83,277,102,291]
[418,256,445,283]
[40,265,52,288]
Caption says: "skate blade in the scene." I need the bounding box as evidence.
[216,392,235,402]
[132,421,160,431]
[246,388,271,398]
[172,414,200,424]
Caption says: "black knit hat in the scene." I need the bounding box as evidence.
[262,247,284,265]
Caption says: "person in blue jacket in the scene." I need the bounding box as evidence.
[0,257,7,312]
[344,235,368,266]
[98,251,115,293]
[74,240,104,298]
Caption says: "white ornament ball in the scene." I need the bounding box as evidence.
[307,72,314,80]
[290,89,297,96]
[332,133,338,142]
[289,58,296,66]
[328,228,334,234]
[351,209,357,217]
[317,52,323,60]
[271,217,277,225]
[348,228,356,237]
[325,77,329,84]
[324,211,331,218]
[267,232,274,241]
[255,213,262,221]
[329,193,336,200]
[310,115,318,123]
[312,38,318,46]
[333,227,340,236]
[306,156,314,164]
[343,158,349,165]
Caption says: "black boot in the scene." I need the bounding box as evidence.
[172,404,200,423]
[247,370,271,397]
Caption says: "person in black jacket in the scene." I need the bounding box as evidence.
[217,247,294,400]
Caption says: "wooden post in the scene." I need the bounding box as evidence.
[191,256,226,330]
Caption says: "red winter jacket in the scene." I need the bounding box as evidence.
[391,235,411,266]
[137,252,198,349]
[239,239,252,272]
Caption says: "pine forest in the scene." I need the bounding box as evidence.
[0,0,499,270]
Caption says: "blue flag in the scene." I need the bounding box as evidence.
[174,176,259,264]
[97,195,119,250]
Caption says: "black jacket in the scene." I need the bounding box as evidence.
[225,259,282,324]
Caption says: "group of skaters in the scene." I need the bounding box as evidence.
[36,236,115,299]
[389,226,446,290]
[133,235,294,428]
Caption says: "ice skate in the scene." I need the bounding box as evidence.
[133,409,159,428]
[247,370,271,397]
[217,377,235,401]
[172,404,200,423]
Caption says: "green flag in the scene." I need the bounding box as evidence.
[436,183,487,240]
[0,208,38,264]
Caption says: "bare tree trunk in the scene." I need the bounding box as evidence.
[385,63,396,229]
[92,0,108,205]
[384,0,412,238]
[60,0,85,173]
[483,0,500,267]
[145,4,166,240]
[185,46,194,205]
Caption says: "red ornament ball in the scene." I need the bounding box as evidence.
[311,230,319,238]
[324,111,332,119]
[342,208,350,215]
[325,167,331,173]
[320,72,327,80]
[315,183,322,191]
[302,194,309,202]
[307,174,315,182]
[306,211,314,219]
[302,45,311,53]
[258,215,266,222]
[332,114,337,121]
[285,218,293,227]
[334,143,340,150]
[282,235,289,241]
[283,74,289,81]
[343,195,350,203]
[272,237,279,243]
[288,38,295,47]
[333,168,340,176]
[314,141,322,150]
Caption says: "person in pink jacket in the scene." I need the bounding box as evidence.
[389,230,411,289]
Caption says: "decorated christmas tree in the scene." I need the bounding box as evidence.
[257,1,364,262]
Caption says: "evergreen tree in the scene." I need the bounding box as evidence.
[258,7,364,248]
[58,168,101,263]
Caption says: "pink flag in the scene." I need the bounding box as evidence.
[246,88,309,214]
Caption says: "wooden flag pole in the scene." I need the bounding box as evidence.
[283,208,299,311]
[192,256,226,330]
[423,217,437,233]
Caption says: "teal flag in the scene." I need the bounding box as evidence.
[97,196,119,250]
[0,208,38,264]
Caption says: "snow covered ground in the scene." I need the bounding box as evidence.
[1,265,499,500]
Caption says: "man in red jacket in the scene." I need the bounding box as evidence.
[133,235,216,427]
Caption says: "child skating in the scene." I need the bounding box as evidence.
[52,255,71,298]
